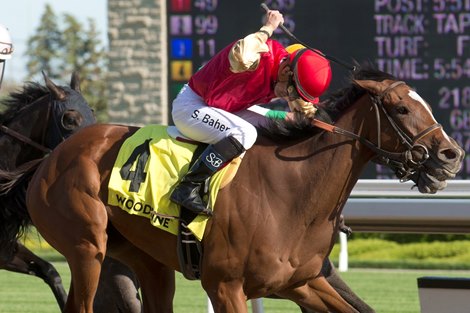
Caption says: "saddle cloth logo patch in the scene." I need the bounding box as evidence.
[107,125,231,240]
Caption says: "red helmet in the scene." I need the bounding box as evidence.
[288,47,332,102]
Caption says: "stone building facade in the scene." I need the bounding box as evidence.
[107,0,168,126]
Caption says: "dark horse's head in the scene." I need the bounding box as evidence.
[41,71,96,150]
[0,71,95,167]
[259,64,464,194]
[0,71,96,262]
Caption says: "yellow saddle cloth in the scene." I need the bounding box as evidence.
[107,125,239,241]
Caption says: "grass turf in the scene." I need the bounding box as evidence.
[1,261,469,313]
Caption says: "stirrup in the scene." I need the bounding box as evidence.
[171,188,213,217]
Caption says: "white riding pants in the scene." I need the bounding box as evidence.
[172,85,270,150]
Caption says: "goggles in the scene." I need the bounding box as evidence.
[0,41,13,58]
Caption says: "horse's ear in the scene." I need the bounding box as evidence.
[42,71,66,101]
[353,79,385,95]
[70,71,82,93]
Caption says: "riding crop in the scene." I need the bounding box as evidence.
[261,3,356,72]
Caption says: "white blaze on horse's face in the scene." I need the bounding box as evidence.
[408,90,437,123]
[408,89,452,141]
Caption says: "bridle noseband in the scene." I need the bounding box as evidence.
[312,80,442,182]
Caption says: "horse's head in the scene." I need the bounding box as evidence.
[0,72,95,167]
[354,78,465,193]
[42,71,96,149]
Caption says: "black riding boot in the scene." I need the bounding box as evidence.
[170,136,245,216]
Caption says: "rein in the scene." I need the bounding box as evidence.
[0,94,53,154]
[0,125,51,153]
[312,81,442,181]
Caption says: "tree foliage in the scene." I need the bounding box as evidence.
[25,5,62,78]
[25,4,108,121]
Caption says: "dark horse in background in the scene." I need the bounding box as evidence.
[0,72,94,310]
[3,66,465,312]
[0,73,141,313]
[0,73,369,313]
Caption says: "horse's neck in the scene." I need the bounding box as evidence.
[320,94,377,191]
[0,107,46,169]
[250,94,376,223]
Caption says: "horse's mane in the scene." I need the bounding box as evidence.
[257,63,396,141]
[0,83,49,261]
[0,82,49,124]
[0,159,41,262]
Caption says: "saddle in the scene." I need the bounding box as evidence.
[107,125,241,280]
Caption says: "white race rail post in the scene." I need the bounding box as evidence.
[208,298,214,313]
[251,299,265,313]
[338,231,349,272]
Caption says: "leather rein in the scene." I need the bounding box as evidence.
[312,81,442,181]
[0,94,53,154]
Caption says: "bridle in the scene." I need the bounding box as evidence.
[312,80,442,182]
[0,94,54,154]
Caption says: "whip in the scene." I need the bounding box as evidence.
[261,3,356,72]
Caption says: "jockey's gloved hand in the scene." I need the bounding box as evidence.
[287,86,317,118]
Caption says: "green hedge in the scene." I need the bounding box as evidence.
[351,232,470,243]
[330,238,470,269]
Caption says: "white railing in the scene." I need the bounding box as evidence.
[343,179,470,233]
[340,179,470,271]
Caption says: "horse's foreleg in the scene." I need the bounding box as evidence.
[65,238,107,313]
[320,259,375,313]
[10,242,67,310]
[202,280,248,313]
[57,201,108,313]
[276,276,359,313]
[266,258,373,313]
[112,244,174,313]
[95,257,143,313]
[133,259,174,313]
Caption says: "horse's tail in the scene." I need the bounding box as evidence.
[0,158,43,263]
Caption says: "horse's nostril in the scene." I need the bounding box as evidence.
[440,148,458,161]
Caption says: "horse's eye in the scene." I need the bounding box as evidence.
[61,110,83,130]
[396,106,409,115]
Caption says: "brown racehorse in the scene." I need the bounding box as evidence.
[23,66,464,313]
[1,73,366,313]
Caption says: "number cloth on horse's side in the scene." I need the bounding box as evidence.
[108,125,239,240]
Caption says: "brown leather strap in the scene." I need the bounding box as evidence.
[412,123,442,144]
[312,119,336,133]
[0,125,51,153]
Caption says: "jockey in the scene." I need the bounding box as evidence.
[171,9,332,216]
[0,24,13,89]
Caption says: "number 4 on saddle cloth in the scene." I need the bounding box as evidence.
[108,125,241,279]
